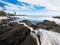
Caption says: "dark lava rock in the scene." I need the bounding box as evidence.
[20,20,38,30]
[36,20,60,33]
[0,22,37,45]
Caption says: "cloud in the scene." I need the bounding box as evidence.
[0,0,45,12]
[0,1,32,11]
[0,0,60,16]
[18,0,41,5]
[19,0,60,11]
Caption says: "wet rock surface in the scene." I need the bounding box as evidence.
[0,19,37,45]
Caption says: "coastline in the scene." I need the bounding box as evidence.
[0,16,60,45]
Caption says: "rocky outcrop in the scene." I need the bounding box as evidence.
[36,20,60,33]
[0,20,37,45]
[19,20,60,33]
[20,20,38,30]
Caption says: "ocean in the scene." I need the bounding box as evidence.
[13,15,60,24]
[15,15,52,24]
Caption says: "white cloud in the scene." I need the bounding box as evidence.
[19,0,60,11]
[18,0,41,5]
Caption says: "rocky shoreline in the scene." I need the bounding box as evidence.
[20,20,60,33]
[0,19,60,45]
[0,19,60,33]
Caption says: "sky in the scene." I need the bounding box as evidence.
[0,0,60,16]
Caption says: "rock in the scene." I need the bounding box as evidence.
[0,26,12,35]
[20,34,37,45]
[20,20,38,30]
[20,20,32,26]
[0,22,37,45]
[53,16,60,19]
[36,20,60,33]
[1,19,9,24]
[31,24,38,30]
[43,20,57,26]
[8,22,20,26]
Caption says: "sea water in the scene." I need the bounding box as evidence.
[15,15,51,24]
[14,15,60,24]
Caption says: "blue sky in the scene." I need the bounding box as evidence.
[0,0,60,15]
